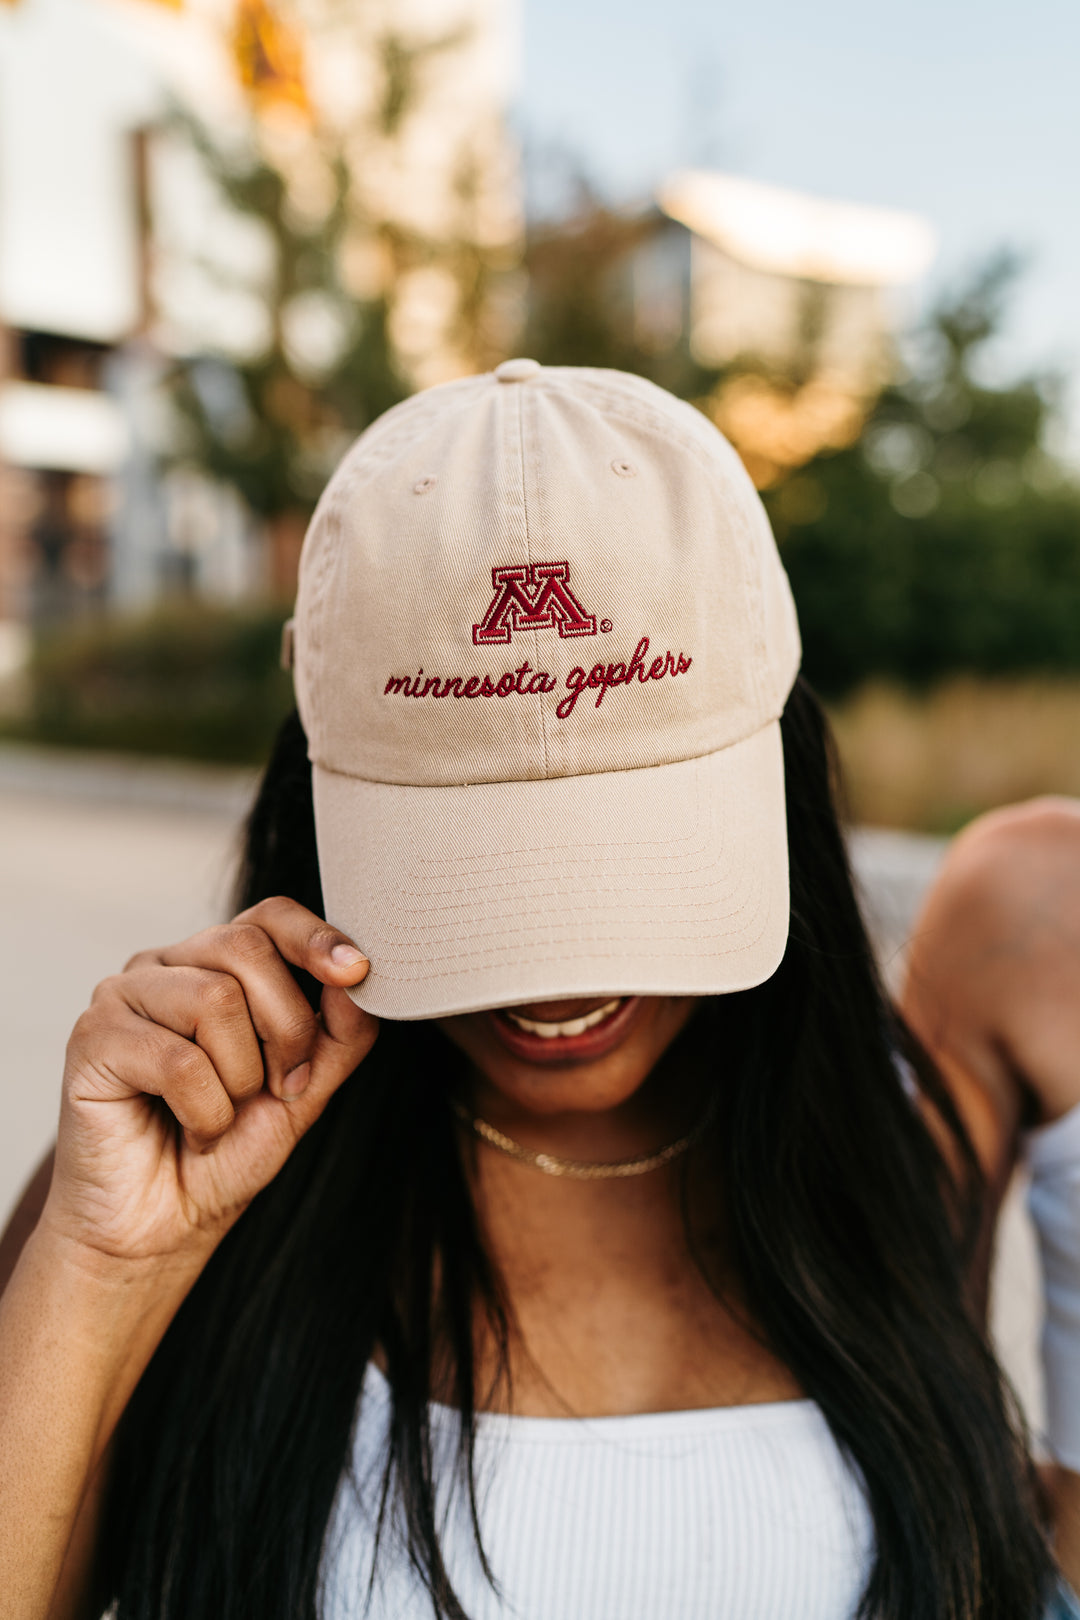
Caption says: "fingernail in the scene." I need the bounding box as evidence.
[282,1062,311,1098]
[331,943,368,970]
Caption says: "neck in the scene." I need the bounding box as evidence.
[456,1018,719,1288]
[447,1037,799,1418]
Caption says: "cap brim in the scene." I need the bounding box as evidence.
[312,722,789,1021]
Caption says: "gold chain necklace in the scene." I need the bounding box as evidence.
[450,1099,698,1180]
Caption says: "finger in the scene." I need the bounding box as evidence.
[130,913,367,990]
[231,897,370,990]
[155,1036,236,1153]
[116,965,265,1106]
[275,986,379,1129]
[152,921,323,1095]
[121,902,369,1096]
[74,1014,235,1150]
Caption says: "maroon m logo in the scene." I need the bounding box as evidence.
[472,562,598,646]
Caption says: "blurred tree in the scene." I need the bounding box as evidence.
[769,255,1080,696]
[232,0,310,116]
[164,67,1080,706]
[163,0,521,590]
[14,197,1080,767]
[520,211,1080,699]
[10,603,294,763]
[523,189,721,401]
[169,123,407,533]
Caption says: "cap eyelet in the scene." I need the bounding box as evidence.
[413,475,438,494]
[611,459,636,478]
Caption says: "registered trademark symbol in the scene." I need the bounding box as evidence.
[599,619,613,633]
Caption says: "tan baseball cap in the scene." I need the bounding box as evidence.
[291,361,801,1020]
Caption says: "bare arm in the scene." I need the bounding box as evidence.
[0,900,377,1620]
[901,796,1080,1591]
[0,1152,108,1620]
[0,1150,53,1297]
[0,1221,210,1619]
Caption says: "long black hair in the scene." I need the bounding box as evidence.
[101,680,1052,1619]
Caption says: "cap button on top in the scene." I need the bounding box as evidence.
[494,357,542,383]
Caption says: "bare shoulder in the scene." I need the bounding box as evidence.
[902,797,1080,1152]
[931,795,1080,915]
[906,796,1080,1028]
[0,1147,55,1298]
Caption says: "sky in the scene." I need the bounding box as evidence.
[517,0,1080,445]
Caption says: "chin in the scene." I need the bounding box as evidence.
[436,994,698,1119]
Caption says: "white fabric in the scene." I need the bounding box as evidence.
[1027,1098,1080,1472]
[316,1098,1080,1615]
[319,1365,873,1620]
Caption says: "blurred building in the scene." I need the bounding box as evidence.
[0,0,150,689]
[649,171,936,487]
[0,0,519,681]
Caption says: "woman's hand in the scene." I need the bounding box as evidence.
[41,897,378,1268]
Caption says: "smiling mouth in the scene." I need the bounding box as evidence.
[489,996,640,1065]
[503,998,623,1039]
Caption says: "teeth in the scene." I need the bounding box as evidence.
[504,998,623,1039]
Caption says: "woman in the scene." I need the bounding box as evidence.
[1,364,1078,1620]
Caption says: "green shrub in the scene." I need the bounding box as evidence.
[764,259,1080,698]
[776,472,1080,699]
[6,604,295,764]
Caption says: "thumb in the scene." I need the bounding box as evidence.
[278,983,380,1131]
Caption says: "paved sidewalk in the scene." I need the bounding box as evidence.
[0,743,1043,1430]
[0,745,251,1221]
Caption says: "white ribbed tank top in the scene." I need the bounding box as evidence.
[319,1363,874,1619]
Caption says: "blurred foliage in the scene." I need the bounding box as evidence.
[523,197,721,400]
[769,256,1080,697]
[167,10,518,527]
[167,121,410,522]
[3,605,293,763]
[53,196,1073,768]
[522,223,1080,699]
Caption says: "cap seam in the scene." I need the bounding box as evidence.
[334,376,489,474]
[318,757,779,973]
[340,372,723,491]
[377,876,758,929]
[535,378,771,703]
[296,482,348,736]
[308,713,783,790]
[517,382,551,777]
[364,904,775,975]
[537,375,732,475]
[361,891,773,976]
[729,485,769,714]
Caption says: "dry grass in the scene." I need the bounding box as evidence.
[827,678,1080,832]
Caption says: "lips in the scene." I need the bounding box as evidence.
[504,998,622,1038]
[489,996,640,1066]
